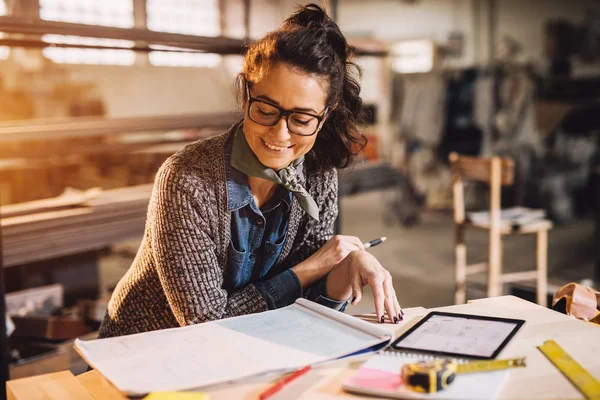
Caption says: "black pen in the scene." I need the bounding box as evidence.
[363,237,387,249]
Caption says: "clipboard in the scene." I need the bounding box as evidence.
[390,311,526,360]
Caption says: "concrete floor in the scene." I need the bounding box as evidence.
[101,191,597,315]
[341,192,596,315]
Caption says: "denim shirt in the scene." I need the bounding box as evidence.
[225,151,347,312]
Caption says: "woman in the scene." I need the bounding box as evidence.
[99,3,402,339]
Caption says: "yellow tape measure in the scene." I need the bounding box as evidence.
[401,357,526,393]
[538,340,600,400]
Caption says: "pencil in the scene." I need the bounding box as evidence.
[364,237,387,249]
[259,365,312,400]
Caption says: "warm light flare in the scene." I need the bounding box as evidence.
[147,0,221,68]
[40,0,135,65]
[0,0,8,60]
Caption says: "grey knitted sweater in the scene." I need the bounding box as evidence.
[98,124,338,338]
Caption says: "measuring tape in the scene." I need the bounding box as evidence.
[538,340,600,400]
[401,357,526,393]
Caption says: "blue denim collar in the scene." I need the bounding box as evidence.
[227,160,254,212]
[225,125,253,211]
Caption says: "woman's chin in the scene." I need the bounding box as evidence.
[256,153,293,171]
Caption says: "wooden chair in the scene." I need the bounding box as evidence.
[449,152,553,306]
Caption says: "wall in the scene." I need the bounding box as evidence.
[64,64,238,118]
[4,0,599,123]
[2,54,243,120]
[334,0,600,71]
[496,0,599,65]
[337,0,477,67]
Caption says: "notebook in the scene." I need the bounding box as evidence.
[342,311,526,399]
[75,298,392,396]
[467,207,545,229]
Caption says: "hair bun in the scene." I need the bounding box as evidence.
[285,3,349,61]
[285,3,329,28]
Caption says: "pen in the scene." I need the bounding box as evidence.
[364,237,387,249]
[259,365,312,400]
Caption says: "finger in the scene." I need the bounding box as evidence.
[370,278,386,323]
[386,282,405,321]
[351,277,363,306]
[341,235,365,251]
[383,279,397,324]
[393,294,404,321]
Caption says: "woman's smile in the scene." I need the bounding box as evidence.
[261,138,294,153]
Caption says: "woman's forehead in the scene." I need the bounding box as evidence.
[251,63,328,112]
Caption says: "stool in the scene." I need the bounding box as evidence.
[449,153,553,306]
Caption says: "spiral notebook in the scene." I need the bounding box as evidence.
[342,311,525,400]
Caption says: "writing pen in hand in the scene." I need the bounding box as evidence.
[363,237,387,249]
[259,365,312,400]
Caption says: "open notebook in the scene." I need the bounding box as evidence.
[75,298,392,396]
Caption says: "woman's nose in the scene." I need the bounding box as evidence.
[271,116,292,141]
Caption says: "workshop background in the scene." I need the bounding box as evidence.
[0,0,599,379]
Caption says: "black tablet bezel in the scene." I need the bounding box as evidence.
[390,311,526,360]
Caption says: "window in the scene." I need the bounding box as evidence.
[390,40,436,74]
[0,0,9,60]
[147,0,221,67]
[40,0,136,65]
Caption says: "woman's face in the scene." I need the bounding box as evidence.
[243,62,328,171]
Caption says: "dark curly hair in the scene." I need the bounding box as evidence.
[236,3,367,172]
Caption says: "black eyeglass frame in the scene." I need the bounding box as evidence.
[245,84,329,137]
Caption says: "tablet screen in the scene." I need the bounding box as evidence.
[391,312,525,359]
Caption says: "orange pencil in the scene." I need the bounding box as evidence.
[258,365,312,400]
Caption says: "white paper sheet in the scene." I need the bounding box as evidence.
[75,300,391,396]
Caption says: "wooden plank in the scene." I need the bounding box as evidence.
[0,188,102,218]
[449,152,514,186]
[488,157,502,298]
[1,184,152,266]
[500,270,538,283]
[537,230,548,307]
[76,371,127,400]
[453,172,466,304]
[7,371,94,400]
[465,263,488,275]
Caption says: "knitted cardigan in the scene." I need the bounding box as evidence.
[98,124,338,338]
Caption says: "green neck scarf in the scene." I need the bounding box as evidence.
[230,127,320,221]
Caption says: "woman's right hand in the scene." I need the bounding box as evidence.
[292,235,364,288]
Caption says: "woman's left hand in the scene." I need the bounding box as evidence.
[326,250,403,324]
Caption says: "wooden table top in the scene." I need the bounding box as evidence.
[7,296,600,400]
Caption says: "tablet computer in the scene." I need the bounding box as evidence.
[390,311,525,360]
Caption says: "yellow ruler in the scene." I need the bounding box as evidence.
[538,340,600,400]
[456,357,526,374]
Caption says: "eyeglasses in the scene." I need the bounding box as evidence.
[245,84,328,137]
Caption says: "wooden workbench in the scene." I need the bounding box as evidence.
[7,296,600,399]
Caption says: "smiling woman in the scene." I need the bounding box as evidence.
[243,63,327,171]
[98,3,404,340]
